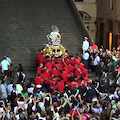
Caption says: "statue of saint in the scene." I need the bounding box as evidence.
[47,25,61,46]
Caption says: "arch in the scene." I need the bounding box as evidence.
[79,11,91,20]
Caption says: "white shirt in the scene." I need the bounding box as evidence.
[17,101,24,107]
[94,56,100,66]
[91,107,103,115]
[0,84,8,99]
[15,114,20,120]
[82,40,89,51]
[7,84,13,95]
[6,57,12,64]
[0,59,9,70]
[114,91,119,99]
[27,87,34,94]
[38,102,45,111]
[17,72,26,80]
[112,56,117,62]
[109,94,114,100]
[83,52,89,60]
[16,84,23,94]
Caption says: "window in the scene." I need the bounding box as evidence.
[75,0,83,1]
[109,21,113,31]
[86,26,89,30]
[110,0,113,11]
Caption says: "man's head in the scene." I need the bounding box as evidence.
[84,36,88,40]
[3,55,7,59]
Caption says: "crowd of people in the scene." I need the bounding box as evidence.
[0,26,120,119]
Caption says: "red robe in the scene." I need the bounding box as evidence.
[55,81,64,92]
[60,72,68,82]
[34,77,43,88]
[36,66,45,76]
[37,52,42,66]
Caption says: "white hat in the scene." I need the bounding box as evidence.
[84,37,88,40]
[36,84,42,89]
[92,97,98,102]
[100,93,108,100]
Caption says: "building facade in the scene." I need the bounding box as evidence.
[74,0,120,50]
[96,0,120,50]
[73,0,97,43]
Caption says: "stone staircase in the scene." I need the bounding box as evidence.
[0,0,90,70]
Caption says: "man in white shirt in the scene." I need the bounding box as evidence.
[0,80,8,100]
[94,55,100,66]
[83,51,89,69]
[16,82,23,94]
[82,37,89,54]
[4,55,12,66]
[0,57,10,80]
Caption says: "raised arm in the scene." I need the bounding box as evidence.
[60,97,67,108]
[77,109,82,120]
[71,109,75,120]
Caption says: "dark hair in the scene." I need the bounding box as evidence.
[18,108,23,113]
[19,96,24,101]
[27,103,33,117]
[17,93,21,98]
[41,70,44,73]
[68,77,74,82]
[0,102,3,107]
[1,80,5,84]
[12,84,16,88]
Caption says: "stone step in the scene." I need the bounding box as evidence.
[0,0,87,70]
